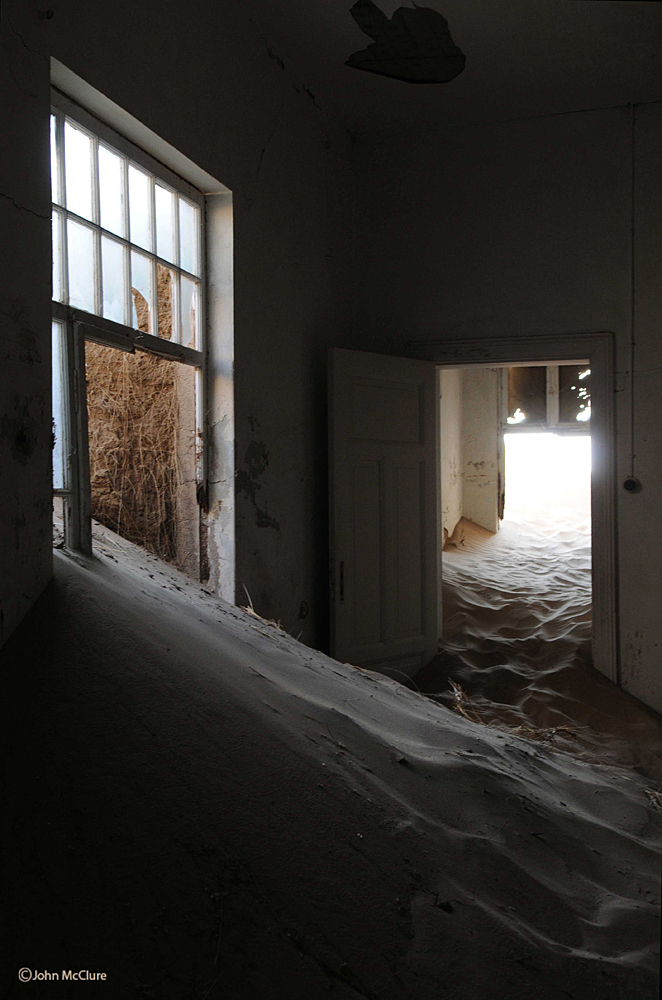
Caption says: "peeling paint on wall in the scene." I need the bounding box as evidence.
[236,437,280,532]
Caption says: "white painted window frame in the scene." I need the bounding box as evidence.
[51,87,207,556]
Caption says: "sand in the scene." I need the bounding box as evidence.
[419,435,662,786]
[0,521,659,998]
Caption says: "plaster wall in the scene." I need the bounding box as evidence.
[439,368,462,542]
[0,8,52,647]
[352,106,662,712]
[461,368,499,534]
[0,0,353,650]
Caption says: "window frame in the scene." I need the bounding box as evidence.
[50,87,207,554]
[506,363,591,434]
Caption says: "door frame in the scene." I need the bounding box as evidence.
[408,332,618,686]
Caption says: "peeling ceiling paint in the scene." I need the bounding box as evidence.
[346,1,465,84]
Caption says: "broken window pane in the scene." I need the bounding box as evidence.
[67,218,95,313]
[179,197,199,275]
[128,165,152,252]
[180,275,198,349]
[157,264,175,340]
[559,364,591,424]
[102,236,126,324]
[507,367,547,425]
[131,250,153,334]
[86,343,198,570]
[155,184,175,264]
[99,145,125,238]
[64,120,93,221]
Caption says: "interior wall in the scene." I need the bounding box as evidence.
[352,105,662,713]
[0,0,353,651]
[0,8,53,648]
[461,368,499,534]
[439,368,462,542]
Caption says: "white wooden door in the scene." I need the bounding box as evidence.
[329,349,440,680]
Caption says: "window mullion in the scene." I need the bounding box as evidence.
[121,157,131,327]
[546,366,560,428]
[173,194,181,344]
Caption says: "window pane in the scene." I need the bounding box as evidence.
[128,165,152,252]
[52,211,64,302]
[102,236,125,324]
[64,120,93,221]
[52,321,67,490]
[50,115,60,205]
[131,250,153,334]
[507,366,547,425]
[559,364,591,424]
[157,264,175,340]
[99,145,125,237]
[155,184,175,263]
[180,275,198,348]
[179,197,199,275]
[67,218,95,313]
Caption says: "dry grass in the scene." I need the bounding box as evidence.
[86,338,182,563]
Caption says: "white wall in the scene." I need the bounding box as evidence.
[352,106,662,712]
[439,368,500,541]
[439,369,462,542]
[461,368,500,534]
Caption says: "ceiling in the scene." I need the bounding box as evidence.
[241,0,662,134]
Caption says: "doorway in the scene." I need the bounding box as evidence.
[416,361,594,732]
[328,332,616,687]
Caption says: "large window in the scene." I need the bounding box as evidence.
[51,89,206,574]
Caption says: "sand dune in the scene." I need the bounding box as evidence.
[0,522,659,998]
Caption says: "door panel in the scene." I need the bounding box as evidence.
[329,349,440,679]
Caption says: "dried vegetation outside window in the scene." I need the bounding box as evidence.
[85,283,199,572]
[86,342,181,562]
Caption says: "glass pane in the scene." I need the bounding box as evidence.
[131,250,153,334]
[179,197,199,275]
[64,120,93,221]
[180,275,198,349]
[102,236,125,324]
[157,264,175,340]
[52,211,64,302]
[50,115,60,205]
[507,366,547,425]
[67,218,95,313]
[559,364,591,424]
[128,165,152,251]
[99,145,125,237]
[51,321,67,490]
[155,184,175,263]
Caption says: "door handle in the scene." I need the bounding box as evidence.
[339,561,344,603]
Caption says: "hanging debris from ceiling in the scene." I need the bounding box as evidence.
[346,0,465,84]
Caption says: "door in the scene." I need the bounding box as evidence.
[329,349,440,680]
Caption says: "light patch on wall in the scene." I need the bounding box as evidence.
[346,1,465,84]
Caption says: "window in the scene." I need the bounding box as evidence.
[51,89,206,572]
[506,365,591,431]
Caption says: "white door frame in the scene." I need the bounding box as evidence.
[408,332,618,686]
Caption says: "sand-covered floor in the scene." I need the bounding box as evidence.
[0,521,660,998]
[419,434,662,786]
